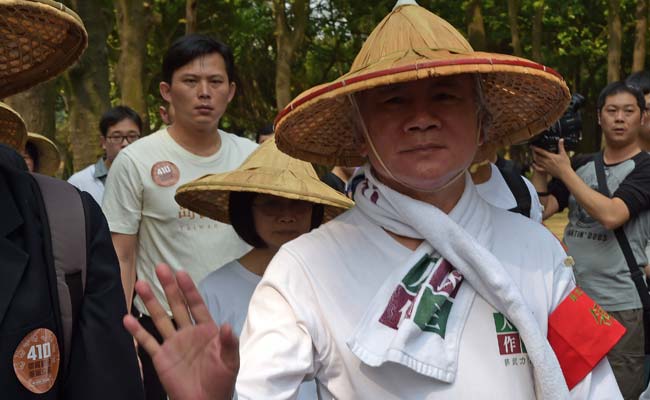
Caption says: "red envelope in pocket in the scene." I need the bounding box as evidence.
[547,287,626,390]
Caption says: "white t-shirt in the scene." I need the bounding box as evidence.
[476,163,543,223]
[199,260,317,400]
[103,128,257,315]
[237,204,620,398]
[68,158,106,205]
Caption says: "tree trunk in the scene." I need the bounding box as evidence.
[272,0,309,110]
[115,0,150,133]
[65,0,111,171]
[531,0,544,63]
[607,0,622,82]
[5,81,57,138]
[466,0,486,51]
[507,0,523,56]
[186,0,198,34]
[632,0,647,72]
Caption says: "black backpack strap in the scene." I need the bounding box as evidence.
[593,153,650,310]
[495,158,532,218]
[31,173,87,374]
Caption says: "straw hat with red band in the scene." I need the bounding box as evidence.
[0,0,87,98]
[0,101,27,151]
[26,132,61,176]
[274,0,571,167]
[175,139,354,224]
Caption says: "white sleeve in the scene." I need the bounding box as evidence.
[548,253,623,399]
[102,151,143,234]
[236,248,317,400]
[522,175,543,223]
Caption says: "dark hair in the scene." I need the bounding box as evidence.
[162,34,236,85]
[0,143,28,171]
[25,141,39,171]
[228,191,324,248]
[99,106,143,137]
[626,71,650,95]
[597,81,646,114]
[255,124,274,144]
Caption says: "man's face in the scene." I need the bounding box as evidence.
[598,92,644,150]
[355,75,480,192]
[100,118,141,163]
[159,53,236,132]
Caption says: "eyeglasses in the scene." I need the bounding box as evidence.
[252,198,313,217]
[106,134,139,144]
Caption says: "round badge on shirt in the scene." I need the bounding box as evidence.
[13,328,60,394]
[151,161,180,187]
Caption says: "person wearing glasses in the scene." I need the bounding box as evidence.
[68,105,142,205]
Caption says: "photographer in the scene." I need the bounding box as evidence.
[532,81,650,399]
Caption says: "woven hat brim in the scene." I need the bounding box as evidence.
[175,169,354,224]
[0,0,88,98]
[28,133,60,176]
[0,102,27,151]
[275,52,570,166]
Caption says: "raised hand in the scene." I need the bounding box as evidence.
[123,263,239,400]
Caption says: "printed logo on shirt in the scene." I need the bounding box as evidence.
[151,161,180,187]
[379,254,463,337]
[493,313,530,367]
[13,328,60,394]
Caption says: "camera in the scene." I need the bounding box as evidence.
[529,93,585,153]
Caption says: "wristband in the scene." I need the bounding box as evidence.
[536,191,550,197]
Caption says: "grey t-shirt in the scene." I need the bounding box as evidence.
[549,151,650,311]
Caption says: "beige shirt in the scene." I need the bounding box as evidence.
[103,128,257,315]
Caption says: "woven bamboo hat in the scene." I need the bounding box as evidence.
[275,0,571,167]
[0,101,27,150]
[175,139,354,223]
[0,0,87,98]
[26,132,60,176]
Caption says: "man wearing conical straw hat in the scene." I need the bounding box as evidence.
[125,1,622,399]
[0,1,144,399]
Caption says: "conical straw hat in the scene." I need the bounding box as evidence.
[0,102,27,151]
[275,0,570,166]
[175,139,355,223]
[0,0,87,98]
[27,132,60,176]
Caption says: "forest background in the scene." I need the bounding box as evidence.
[2,0,647,177]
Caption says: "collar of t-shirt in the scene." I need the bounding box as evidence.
[93,157,108,182]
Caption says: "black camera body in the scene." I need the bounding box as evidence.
[530,93,585,153]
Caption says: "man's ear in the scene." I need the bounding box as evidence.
[160,81,172,103]
[227,81,236,103]
[99,135,107,151]
[597,112,601,126]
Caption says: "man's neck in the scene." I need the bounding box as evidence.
[603,142,641,164]
[168,122,222,157]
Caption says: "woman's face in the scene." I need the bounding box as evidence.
[251,194,314,249]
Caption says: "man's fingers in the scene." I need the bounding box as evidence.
[176,270,214,325]
[135,278,177,340]
[123,314,160,358]
[155,264,193,329]
[557,138,567,156]
[219,323,240,372]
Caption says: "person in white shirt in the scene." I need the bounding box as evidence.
[123,2,622,399]
[68,105,142,204]
[104,34,256,400]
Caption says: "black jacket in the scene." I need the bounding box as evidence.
[0,162,144,399]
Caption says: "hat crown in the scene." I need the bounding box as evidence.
[240,139,318,179]
[350,3,473,74]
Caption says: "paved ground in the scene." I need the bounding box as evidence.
[544,209,568,238]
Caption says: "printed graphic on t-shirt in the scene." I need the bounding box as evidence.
[493,312,530,367]
[379,254,463,337]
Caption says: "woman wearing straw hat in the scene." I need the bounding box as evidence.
[175,139,352,399]
[0,102,28,153]
[124,2,622,399]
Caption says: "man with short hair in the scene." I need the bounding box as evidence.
[533,81,650,399]
[124,2,621,399]
[103,34,256,400]
[68,105,142,204]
